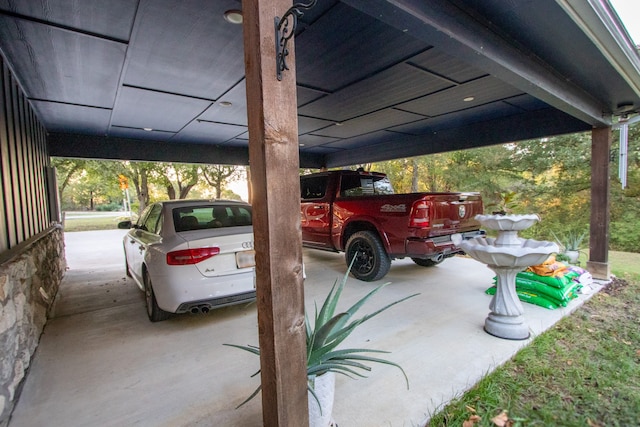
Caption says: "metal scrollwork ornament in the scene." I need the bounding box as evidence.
[275,0,317,81]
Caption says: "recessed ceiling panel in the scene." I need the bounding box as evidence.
[312,108,425,138]
[172,120,246,144]
[0,17,125,106]
[30,101,111,134]
[397,76,523,117]
[295,2,428,92]
[111,86,212,132]
[197,81,247,125]
[390,101,523,135]
[322,131,401,150]
[407,48,486,83]
[299,63,454,122]
[123,0,245,100]
[504,94,550,111]
[300,145,343,155]
[298,134,340,147]
[298,116,334,134]
[109,127,175,141]
[0,0,137,41]
[297,86,328,107]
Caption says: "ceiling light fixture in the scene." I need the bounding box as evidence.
[224,10,243,24]
[143,127,153,131]
[219,101,233,107]
[463,96,475,102]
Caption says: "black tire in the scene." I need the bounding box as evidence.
[345,231,391,282]
[143,272,170,322]
[411,255,444,267]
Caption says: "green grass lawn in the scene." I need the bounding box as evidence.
[63,211,135,232]
[426,252,640,427]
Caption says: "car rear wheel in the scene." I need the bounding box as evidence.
[143,272,170,322]
[345,231,391,282]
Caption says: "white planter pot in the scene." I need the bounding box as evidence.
[308,372,336,427]
[564,250,580,263]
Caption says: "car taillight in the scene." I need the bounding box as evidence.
[166,247,220,265]
[409,201,430,228]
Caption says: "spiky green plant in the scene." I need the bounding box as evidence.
[551,229,587,252]
[225,259,418,409]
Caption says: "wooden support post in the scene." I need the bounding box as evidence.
[587,126,611,280]
[242,1,308,426]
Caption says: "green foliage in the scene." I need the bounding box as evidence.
[369,127,639,253]
[550,229,588,252]
[427,273,640,427]
[53,158,244,215]
[225,261,418,408]
[95,202,122,212]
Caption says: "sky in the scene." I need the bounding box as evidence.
[609,0,640,44]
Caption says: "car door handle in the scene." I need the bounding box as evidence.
[138,245,145,251]
[129,239,136,244]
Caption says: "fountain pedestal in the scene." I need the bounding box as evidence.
[453,214,559,340]
[485,266,529,339]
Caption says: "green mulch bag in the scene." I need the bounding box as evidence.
[516,270,580,289]
[491,276,582,305]
[485,286,560,310]
[515,276,581,304]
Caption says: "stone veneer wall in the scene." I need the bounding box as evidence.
[0,226,65,426]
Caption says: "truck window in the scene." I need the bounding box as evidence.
[340,175,394,197]
[340,175,395,197]
[301,176,327,200]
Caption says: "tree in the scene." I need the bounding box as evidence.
[201,165,242,199]
[52,158,86,206]
[155,163,200,200]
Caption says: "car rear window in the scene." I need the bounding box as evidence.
[173,205,252,232]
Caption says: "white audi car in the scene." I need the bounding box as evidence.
[119,200,256,322]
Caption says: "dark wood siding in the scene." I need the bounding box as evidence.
[0,55,52,254]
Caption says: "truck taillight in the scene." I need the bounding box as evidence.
[409,201,430,228]
[166,247,220,265]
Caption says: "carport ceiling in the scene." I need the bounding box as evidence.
[1,0,639,168]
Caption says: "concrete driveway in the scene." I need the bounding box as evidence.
[8,229,600,426]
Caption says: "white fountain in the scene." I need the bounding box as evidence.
[452,214,559,340]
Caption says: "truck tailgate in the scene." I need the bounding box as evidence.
[421,192,483,235]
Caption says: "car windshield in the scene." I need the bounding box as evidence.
[173,205,252,232]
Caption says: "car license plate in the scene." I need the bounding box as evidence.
[236,250,256,268]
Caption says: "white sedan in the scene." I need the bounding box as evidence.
[119,200,256,322]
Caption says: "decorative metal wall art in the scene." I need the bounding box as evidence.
[275,0,317,81]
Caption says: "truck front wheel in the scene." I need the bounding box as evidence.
[345,231,391,282]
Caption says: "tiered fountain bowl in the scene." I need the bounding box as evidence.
[452,214,559,340]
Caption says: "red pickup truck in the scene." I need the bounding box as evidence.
[300,169,484,281]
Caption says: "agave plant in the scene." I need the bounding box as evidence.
[225,259,418,408]
[551,229,587,252]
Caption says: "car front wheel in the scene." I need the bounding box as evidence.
[345,231,391,282]
[143,272,170,322]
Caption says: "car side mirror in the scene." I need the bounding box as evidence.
[117,220,133,229]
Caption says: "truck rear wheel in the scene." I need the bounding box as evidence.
[345,231,391,282]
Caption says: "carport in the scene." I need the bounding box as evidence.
[0,0,639,425]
